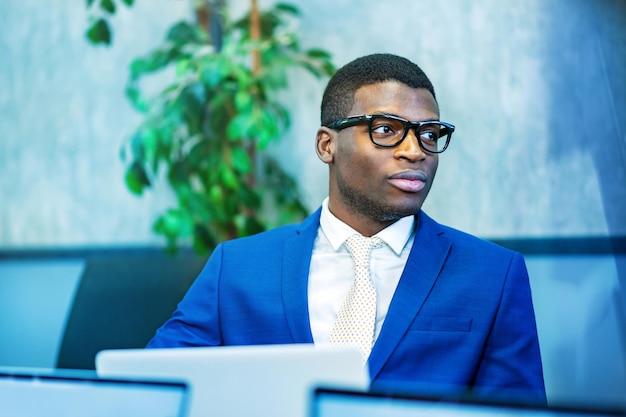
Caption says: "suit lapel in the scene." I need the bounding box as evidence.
[281,209,321,343]
[368,211,452,381]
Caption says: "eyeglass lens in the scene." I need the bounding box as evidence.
[369,116,449,152]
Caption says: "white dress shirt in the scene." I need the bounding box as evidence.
[308,198,416,344]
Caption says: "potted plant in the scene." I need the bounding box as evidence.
[85,0,335,253]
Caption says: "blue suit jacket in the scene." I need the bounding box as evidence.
[148,209,546,403]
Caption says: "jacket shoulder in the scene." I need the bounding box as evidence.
[420,211,521,259]
[219,208,321,252]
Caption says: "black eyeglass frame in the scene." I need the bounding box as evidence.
[327,113,455,153]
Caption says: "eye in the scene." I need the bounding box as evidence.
[368,116,407,145]
[371,122,397,136]
[420,128,440,142]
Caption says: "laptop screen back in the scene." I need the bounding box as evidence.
[0,370,188,417]
[311,388,625,417]
[96,344,368,417]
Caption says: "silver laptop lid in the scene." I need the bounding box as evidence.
[96,344,368,417]
[0,368,188,417]
[311,387,626,417]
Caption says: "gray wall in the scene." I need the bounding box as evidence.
[1,0,625,410]
[1,0,624,246]
[0,0,188,247]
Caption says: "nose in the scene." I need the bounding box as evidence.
[394,128,427,161]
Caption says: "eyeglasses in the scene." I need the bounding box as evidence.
[327,113,455,153]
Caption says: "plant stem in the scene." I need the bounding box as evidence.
[248,0,260,189]
[250,0,261,75]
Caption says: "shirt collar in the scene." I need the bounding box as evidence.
[319,197,415,256]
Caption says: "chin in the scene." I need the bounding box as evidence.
[396,196,425,213]
[378,202,423,222]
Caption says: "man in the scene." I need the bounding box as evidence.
[147,53,546,403]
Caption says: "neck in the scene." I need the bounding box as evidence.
[327,201,397,237]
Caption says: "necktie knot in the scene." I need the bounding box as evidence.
[343,235,385,268]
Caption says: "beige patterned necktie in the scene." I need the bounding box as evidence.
[329,234,386,362]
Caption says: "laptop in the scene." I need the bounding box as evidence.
[96,344,369,417]
[311,387,626,417]
[0,368,188,417]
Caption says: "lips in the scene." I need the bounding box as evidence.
[388,170,428,193]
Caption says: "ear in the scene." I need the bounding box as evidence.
[315,127,336,164]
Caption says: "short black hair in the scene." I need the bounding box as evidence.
[320,53,436,127]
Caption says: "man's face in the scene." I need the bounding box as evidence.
[319,81,440,232]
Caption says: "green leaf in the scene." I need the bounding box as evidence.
[208,184,224,204]
[298,60,324,79]
[129,49,173,80]
[306,48,332,59]
[125,86,149,113]
[258,12,282,39]
[121,0,134,6]
[153,209,192,240]
[231,147,251,173]
[234,90,253,113]
[167,21,205,45]
[168,161,189,187]
[256,108,280,148]
[129,59,148,80]
[180,83,206,135]
[219,164,239,190]
[200,58,228,87]
[321,60,337,77]
[185,191,212,219]
[187,139,212,167]
[230,64,253,89]
[274,3,300,16]
[154,139,173,172]
[232,214,247,234]
[243,215,265,236]
[193,224,217,254]
[125,161,151,195]
[237,186,261,209]
[226,112,254,141]
[175,58,192,77]
[276,104,291,128]
[260,65,290,90]
[161,210,182,235]
[129,131,145,161]
[86,0,96,7]
[100,0,116,14]
[86,19,111,45]
[139,128,158,163]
